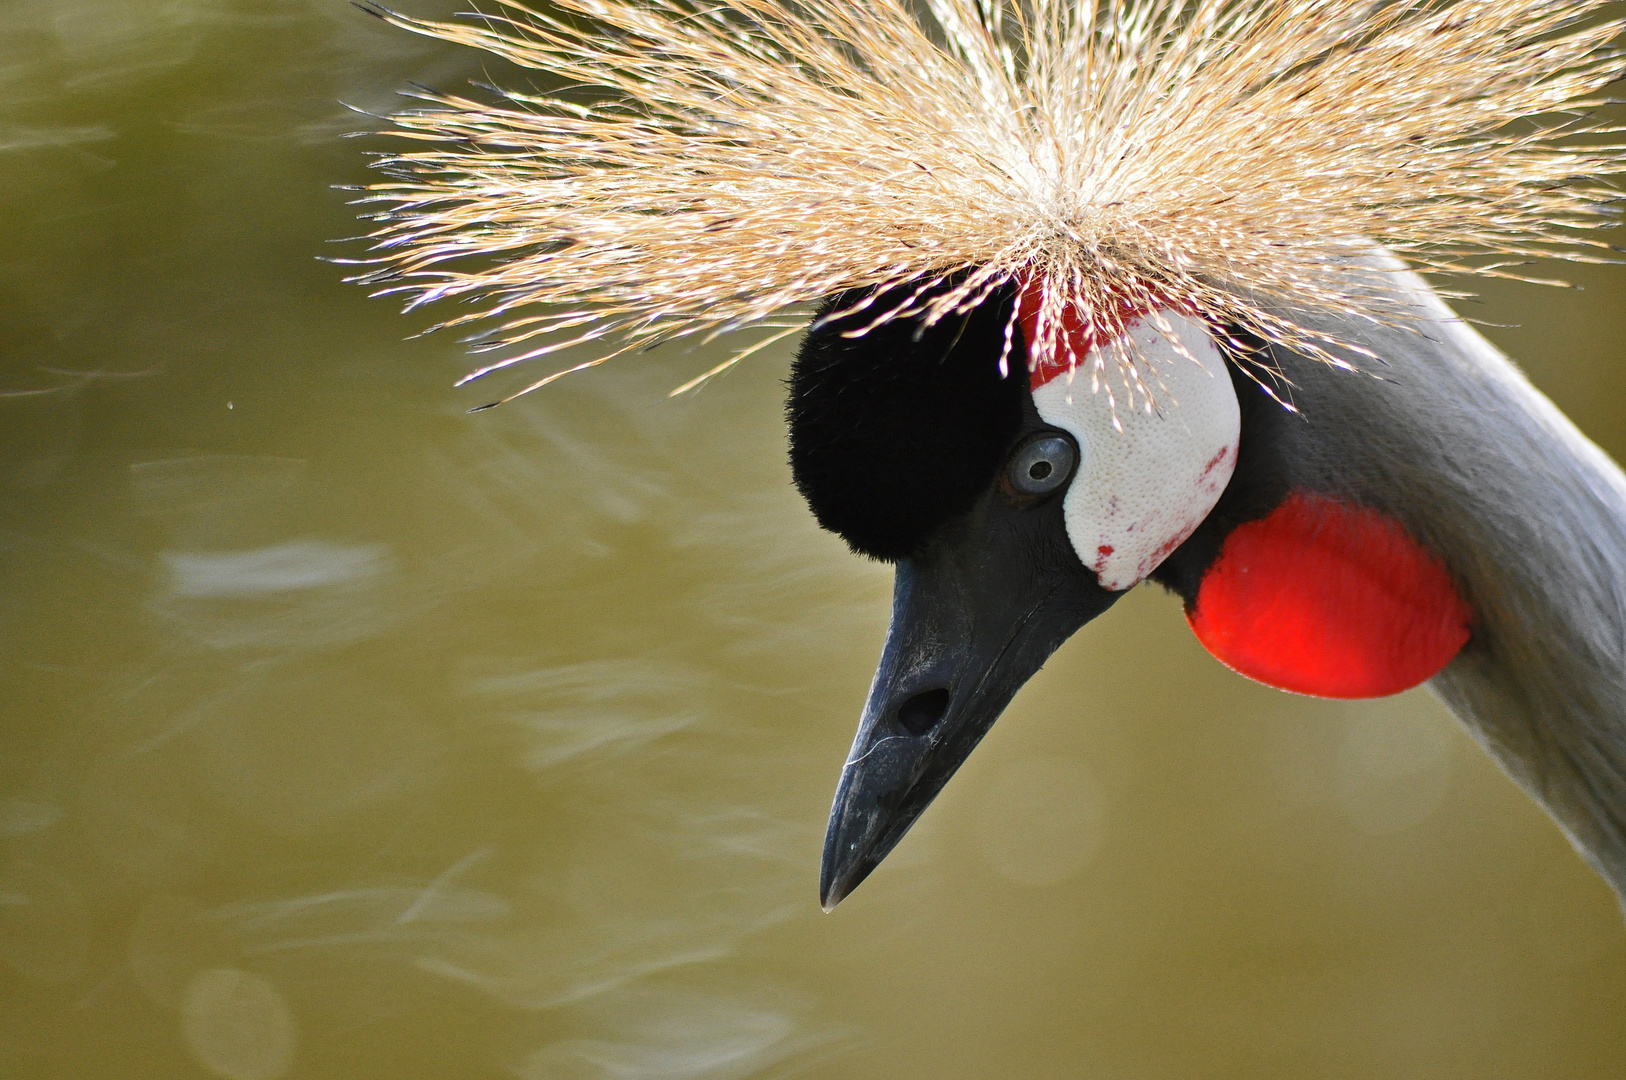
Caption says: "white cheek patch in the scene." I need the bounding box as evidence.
[1031,310,1240,591]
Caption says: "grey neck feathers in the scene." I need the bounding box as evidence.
[1269,271,1626,908]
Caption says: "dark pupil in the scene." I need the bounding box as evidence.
[1028,460,1053,481]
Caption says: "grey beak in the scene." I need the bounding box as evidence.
[819,489,1119,910]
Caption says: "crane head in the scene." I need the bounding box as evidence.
[789,279,1242,908]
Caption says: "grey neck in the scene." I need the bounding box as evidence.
[1269,271,1626,906]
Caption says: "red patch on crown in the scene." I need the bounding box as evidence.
[1017,278,1116,390]
[1187,493,1471,699]
[1016,276,1176,390]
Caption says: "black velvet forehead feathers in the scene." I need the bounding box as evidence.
[786,281,1027,561]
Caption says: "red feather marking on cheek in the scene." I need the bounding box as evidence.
[1187,493,1472,699]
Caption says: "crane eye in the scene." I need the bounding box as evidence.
[1006,432,1077,498]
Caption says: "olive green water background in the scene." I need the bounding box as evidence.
[4,3,1626,1077]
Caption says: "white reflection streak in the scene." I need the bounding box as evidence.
[162,542,388,598]
[675,807,813,866]
[0,799,64,837]
[471,660,710,771]
[395,799,807,1011]
[48,0,203,93]
[406,914,809,1017]
[222,876,513,957]
[674,490,890,660]
[0,124,115,151]
[417,940,736,1011]
[517,989,832,1080]
[149,539,399,650]
[396,848,492,925]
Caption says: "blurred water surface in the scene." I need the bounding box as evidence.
[2,3,1626,1078]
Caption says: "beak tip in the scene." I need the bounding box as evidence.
[817,867,845,912]
[818,852,871,912]
[819,880,852,913]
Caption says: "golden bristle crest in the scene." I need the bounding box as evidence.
[350,0,1626,407]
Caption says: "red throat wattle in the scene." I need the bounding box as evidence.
[1188,493,1472,698]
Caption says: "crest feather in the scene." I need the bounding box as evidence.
[350,0,1626,405]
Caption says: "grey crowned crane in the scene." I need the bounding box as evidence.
[790,267,1626,907]
[352,0,1626,911]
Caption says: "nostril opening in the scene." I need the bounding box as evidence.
[895,687,951,736]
